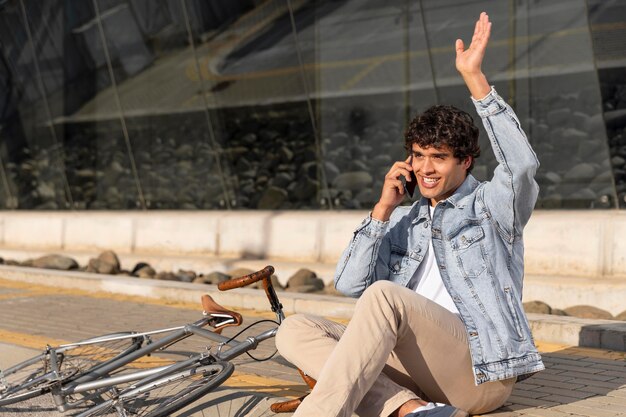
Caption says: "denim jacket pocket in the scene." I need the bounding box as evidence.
[449,224,487,278]
[388,244,409,275]
[503,286,526,341]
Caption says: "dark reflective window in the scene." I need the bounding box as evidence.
[198,0,319,210]
[0,0,70,209]
[518,0,615,209]
[588,0,626,208]
[0,0,625,211]
[295,0,431,209]
[92,0,231,209]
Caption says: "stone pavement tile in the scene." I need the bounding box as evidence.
[563,347,626,361]
[539,380,587,390]
[479,409,523,417]
[598,364,626,373]
[509,388,551,400]
[522,408,573,417]
[573,378,626,390]
[608,389,626,398]
[580,384,625,396]
[552,403,624,417]
[572,397,626,413]
[531,372,571,382]
[597,403,626,413]
[558,371,617,382]
[503,403,534,412]
[541,394,596,405]
[505,395,561,408]
[538,386,596,399]
[550,364,609,374]
[543,356,597,368]
[588,394,626,407]
[601,371,626,379]
[579,357,626,367]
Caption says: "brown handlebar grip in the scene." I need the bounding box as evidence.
[218,265,275,291]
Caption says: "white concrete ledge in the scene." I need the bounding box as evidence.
[1,265,624,351]
[0,210,625,279]
[0,265,355,319]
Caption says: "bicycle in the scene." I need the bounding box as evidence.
[0,265,289,416]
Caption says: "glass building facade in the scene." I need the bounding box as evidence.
[0,0,625,211]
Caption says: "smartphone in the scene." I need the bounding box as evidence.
[403,157,417,198]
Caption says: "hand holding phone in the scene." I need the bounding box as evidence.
[373,156,416,221]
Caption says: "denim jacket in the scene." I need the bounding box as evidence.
[334,87,545,385]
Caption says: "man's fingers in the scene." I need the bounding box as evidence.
[479,13,490,44]
[479,12,487,32]
[455,39,464,56]
[390,179,404,195]
[386,167,412,182]
[390,160,412,172]
[467,13,490,52]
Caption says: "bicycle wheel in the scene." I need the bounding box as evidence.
[0,332,142,406]
[79,360,234,417]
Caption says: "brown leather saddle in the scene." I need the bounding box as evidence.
[201,294,243,333]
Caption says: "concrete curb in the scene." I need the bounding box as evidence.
[2,248,626,315]
[0,265,356,319]
[1,265,625,351]
[527,313,626,352]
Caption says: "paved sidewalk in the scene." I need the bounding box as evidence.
[0,278,624,417]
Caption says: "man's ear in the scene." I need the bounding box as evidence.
[462,156,472,170]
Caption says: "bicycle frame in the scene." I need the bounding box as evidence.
[51,306,282,412]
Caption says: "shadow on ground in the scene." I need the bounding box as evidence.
[487,346,626,416]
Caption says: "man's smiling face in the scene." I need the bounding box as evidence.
[410,143,472,206]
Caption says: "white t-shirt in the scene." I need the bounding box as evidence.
[407,205,460,315]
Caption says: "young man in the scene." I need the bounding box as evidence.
[276,12,544,417]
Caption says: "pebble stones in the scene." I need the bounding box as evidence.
[4,92,625,210]
[523,300,619,321]
[4,251,626,317]
[30,254,79,270]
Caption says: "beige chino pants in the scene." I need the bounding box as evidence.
[275,281,515,417]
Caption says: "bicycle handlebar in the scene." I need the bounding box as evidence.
[217,265,275,291]
[217,265,284,322]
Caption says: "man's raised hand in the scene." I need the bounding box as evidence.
[455,12,491,99]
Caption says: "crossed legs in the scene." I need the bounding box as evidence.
[275,281,514,417]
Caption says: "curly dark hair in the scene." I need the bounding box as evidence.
[404,105,480,172]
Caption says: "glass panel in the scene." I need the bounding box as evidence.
[425,0,615,209]
[295,0,436,210]
[0,0,69,209]
[1,0,623,211]
[520,0,615,209]
[13,0,140,209]
[588,0,626,208]
[0,153,12,209]
[193,0,319,209]
[89,0,226,209]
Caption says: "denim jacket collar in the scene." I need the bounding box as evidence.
[445,174,479,208]
[412,174,480,224]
